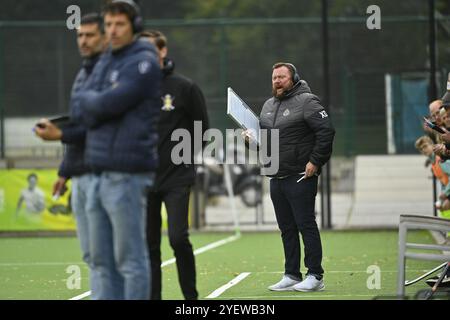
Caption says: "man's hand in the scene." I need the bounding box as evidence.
[53,177,68,198]
[423,122,434,135]
[241,129,256,144]
[440,128,450,143]
[305,161,318,178]
[34,119,62,141]
[435,201,442,210]
[433,144,448,157]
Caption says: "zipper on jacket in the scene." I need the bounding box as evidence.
[272,100,282,128]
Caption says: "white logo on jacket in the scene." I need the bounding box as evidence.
[319,110,328,118]
[283,109,290,117]
[110,70,119,83]
[138,61,150,74]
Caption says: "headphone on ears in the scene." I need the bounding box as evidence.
[285,63,300,84]
[111,0,143,34]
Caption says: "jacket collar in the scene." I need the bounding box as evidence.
[82,53,101,75]
[162,57,175,76]
[110,40,136,56]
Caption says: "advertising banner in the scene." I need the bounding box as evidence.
[0,169,75,231]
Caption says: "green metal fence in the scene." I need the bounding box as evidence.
[0,10,449,158]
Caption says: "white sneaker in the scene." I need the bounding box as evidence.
[293,275,325,292]
[268,275,301,291]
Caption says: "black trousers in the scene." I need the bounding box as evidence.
[146,185,198,300]
[270,175,324,280]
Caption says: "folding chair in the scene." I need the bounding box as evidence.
[397,215,450,298]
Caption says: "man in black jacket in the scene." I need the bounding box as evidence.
[140,30,209,300]
[246,62,335,292]
[34,13,107,299]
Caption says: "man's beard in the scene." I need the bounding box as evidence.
[80,46,102,59]
[272,84,292,98]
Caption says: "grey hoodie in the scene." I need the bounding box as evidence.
[259,80,335,177]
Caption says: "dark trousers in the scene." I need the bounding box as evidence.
[146,185,198,300]
[270,175,324,280]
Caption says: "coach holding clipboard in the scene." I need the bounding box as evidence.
[243,62,335,292]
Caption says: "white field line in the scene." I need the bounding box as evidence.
[69,233,241,300]
[258,270,431,274]
[161,233,241,268]
[0,264,428,274]
[205,272,251,299]
[226,294,377,299]
[203,270,429,300]
[0,262,85,267]
[69,291,92,301]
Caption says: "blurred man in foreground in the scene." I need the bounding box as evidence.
[34,13,107,299]
[70,0,161,299]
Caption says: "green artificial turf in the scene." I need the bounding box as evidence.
[0,230,440,300]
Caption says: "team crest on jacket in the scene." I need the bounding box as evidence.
[138,61,150,74]
[110,70,119,83]
[283,109,290,117]
[161,94,175,111]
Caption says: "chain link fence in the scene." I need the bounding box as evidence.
[0,1,448,228]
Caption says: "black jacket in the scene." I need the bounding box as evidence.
[71,40,161,173]
[154,58,209,191]
[259,80,335,177]
[58,55,99,178]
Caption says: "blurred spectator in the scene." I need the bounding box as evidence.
[417,78,450,289]
[432,95,450,159]
[415,135,450,210]
[423,99,444,144]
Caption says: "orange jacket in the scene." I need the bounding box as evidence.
[431,155,449,186]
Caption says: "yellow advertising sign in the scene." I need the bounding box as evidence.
[0,169,75,231]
